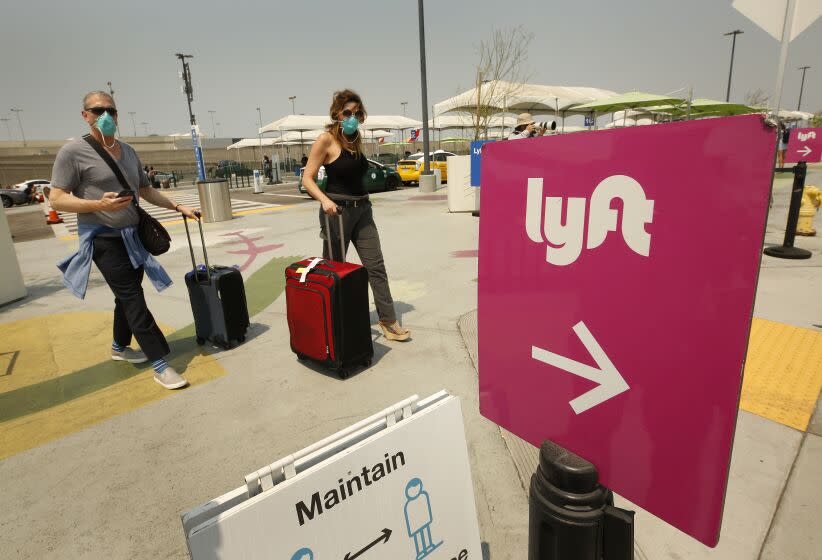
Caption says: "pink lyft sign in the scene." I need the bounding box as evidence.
[785,127,822,163]
[478,115,776,547]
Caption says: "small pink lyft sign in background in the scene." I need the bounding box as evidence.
[478,115,776,547]
[785,127,822,163]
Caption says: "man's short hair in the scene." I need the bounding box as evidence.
[82,91,114,109]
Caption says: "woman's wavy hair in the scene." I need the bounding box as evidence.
[326,89,367,156]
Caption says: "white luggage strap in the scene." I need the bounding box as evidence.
[299,257,325,283]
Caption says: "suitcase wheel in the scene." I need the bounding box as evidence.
[296,353,307,362]
[238,335,246,344]
[363,358,372,367]
[338,368,350,380]
[196,337,205,345]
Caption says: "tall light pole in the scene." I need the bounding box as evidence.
[10,108,25,146]
[288,96,296,115]
[128,111,137,136]
[416,0,432,180]
[175,52,205,180]
[256,107,264,163]
[401,101,408,117]
[723,30,743,102]
[209,110,217,138]
[107,81,121,137]
[797,66,811,111]
[0,117,11,140]
[141,121,150,135]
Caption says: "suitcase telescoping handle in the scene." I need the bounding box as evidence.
[183,212,211,283]
[323,209,346,262]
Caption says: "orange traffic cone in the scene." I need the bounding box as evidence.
[47,208,63,224]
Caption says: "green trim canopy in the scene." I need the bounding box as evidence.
[571,91,684,113]
[644,99,758,119]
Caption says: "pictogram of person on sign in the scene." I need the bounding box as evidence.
[403,478,443,559]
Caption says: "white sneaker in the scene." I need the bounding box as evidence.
[111,347,148,364]
[153,367,188,390]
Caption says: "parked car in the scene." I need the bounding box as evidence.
[298,160,401,194]
[396,150,456,184]
[13,179,51,200]
[1,186,36,208]
[152,170,177,188]
[215,160,253,178]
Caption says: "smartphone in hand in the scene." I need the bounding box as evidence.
[116,190,133,198]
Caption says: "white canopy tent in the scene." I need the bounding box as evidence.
[433,81,617,134]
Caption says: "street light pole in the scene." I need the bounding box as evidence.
[723,30,743,102]
[401,101,408,117]
[141,121,149,135]
[0,117,11,140]
[10,108,25,146]
[416,0,431,176]
[128,111,137,137]
[257,107,264,163]
[175,52,205,180]
[107,81,121,137]
[209,110,217,138]
[289,96,296,115]
[797,66,811,111]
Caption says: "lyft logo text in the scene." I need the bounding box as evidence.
[797,131,816,142]
[525,175,654,266]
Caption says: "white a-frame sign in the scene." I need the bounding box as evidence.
[181,391,482,560]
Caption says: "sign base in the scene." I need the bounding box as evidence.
[763,245,812,259]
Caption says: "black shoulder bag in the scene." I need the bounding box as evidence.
[83,134,171,255]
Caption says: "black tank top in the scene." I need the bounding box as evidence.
[325,148,368,197]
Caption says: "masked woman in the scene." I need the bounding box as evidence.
[301,89,410,342]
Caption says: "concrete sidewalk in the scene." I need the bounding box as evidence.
[0,170,820,559]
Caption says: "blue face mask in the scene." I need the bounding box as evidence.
[96,112,117,136]
[341,115,359,135]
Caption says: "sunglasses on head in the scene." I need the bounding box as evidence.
[85,106,118,117]
[341,108,364,121]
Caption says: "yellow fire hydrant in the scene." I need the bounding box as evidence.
[797,185,821,236]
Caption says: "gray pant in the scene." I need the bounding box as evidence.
[320,202,396,323]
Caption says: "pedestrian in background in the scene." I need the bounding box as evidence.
[777,122,790,168]
[263,155,273,184]
[508,113,546,140]
[302,89,410,341]
[49,91,200,389]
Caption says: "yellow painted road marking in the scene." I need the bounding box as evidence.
[0,312,225,460]
[740,318,822,431]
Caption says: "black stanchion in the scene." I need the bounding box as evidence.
[764,161,812,259]
[529,441,634,560]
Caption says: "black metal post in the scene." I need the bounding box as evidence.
[417,0,431,175]
[529,441,634,560]
[764,162,811,259]
[797,66,810,111]
[724,30,743,102]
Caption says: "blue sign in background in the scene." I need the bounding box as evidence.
[584,115,595,127]
[470,140,494,187]
[191,126,206,180]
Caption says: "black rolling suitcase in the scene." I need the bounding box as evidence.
[183,215,250,349]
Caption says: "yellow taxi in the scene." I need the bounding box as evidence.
[396,150,456,185]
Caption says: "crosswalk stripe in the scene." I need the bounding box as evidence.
[58,194,280,233]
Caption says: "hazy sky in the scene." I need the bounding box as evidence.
[1,0,819,141]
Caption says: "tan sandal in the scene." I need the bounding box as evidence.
[379,321,411,341]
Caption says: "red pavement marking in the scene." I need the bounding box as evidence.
[409,195,447,201]
[451,249,478,258]
[221,231,283,271]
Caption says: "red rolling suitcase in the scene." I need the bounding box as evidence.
[285,213,374,378]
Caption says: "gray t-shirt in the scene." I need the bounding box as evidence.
[51,137,149,228]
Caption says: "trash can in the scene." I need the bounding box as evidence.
[197,178,232,223]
